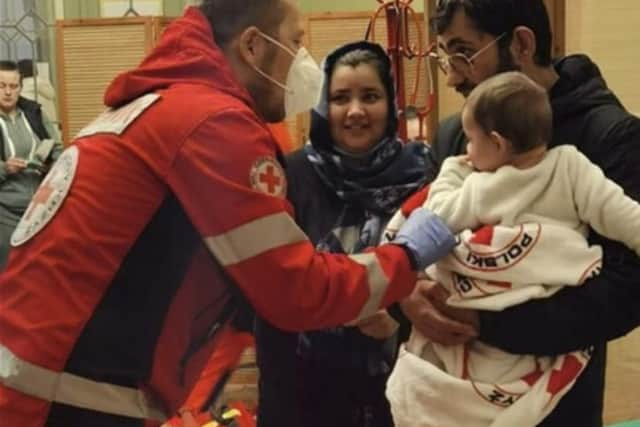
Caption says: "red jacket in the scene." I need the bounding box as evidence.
[0,7,416,426]
[267,122,295,154]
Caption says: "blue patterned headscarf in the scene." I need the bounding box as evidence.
[305,41,428,216]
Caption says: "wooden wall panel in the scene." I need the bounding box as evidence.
[56,18,152,142]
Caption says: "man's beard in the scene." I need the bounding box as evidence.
[456,47,521,97]
[249,76,285,123]
[248,46,286,123]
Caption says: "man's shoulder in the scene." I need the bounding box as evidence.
[156,85,268,142]
[17,96,42,114]
[284,148,316,188]
[427,113,466,172]
[437,113,463,135]
[162,84,254,118]
[553,95,640,162]
[552,55,639,146]
[434,113,464,149]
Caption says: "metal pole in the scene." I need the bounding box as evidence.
[384,1,408,140]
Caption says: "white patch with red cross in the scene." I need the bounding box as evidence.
[249,156,287,198]
[74,93,160,139]
[11,146,79,246]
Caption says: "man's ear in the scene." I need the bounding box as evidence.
[236,26,266,68]
[490,130,510,154]
[510,26,537,65]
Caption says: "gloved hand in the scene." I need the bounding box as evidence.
[392,207,456,270]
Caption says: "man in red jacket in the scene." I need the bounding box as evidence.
[0,1,455,426]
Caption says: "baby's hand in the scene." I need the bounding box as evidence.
[456,154,474,167]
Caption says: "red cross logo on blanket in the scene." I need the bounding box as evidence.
[250,156,286,198]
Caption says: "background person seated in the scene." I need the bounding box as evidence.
[0,60,63,270]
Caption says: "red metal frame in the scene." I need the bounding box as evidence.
[366,0,436,141]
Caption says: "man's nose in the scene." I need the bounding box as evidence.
[445,67,466,88]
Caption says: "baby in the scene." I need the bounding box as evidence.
[386,71,640,427]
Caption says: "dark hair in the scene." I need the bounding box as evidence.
[465,71,551,153]
[0,60,22,85]
[431,0,553,66]
[17,59,35,78]
[335,48,387,78]
[199,0,286,48]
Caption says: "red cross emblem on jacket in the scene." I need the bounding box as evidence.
[249,156,286,198]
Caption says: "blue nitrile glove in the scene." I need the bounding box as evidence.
[392,207,456,271]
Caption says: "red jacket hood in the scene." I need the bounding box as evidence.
[104,7,253,109]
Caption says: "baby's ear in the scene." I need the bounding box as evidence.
[490,130,510,153]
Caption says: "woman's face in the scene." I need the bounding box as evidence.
[328,63,389,154]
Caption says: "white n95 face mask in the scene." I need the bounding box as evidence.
[254,32,323,117]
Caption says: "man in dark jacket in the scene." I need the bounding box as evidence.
[400,1,640,426]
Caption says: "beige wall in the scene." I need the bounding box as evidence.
[566,0,640,116]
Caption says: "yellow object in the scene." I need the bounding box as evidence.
[222,408,242,420]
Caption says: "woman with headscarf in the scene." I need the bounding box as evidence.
[255,41,430,427]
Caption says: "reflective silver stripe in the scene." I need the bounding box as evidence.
[205,212,308,266]
[348,253,390,320]
[0,343,166,421]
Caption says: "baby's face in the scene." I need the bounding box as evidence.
[461,106,510,172]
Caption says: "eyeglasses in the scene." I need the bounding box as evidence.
[429,33,507,76]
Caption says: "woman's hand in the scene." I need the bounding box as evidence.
[354,310,399,340]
